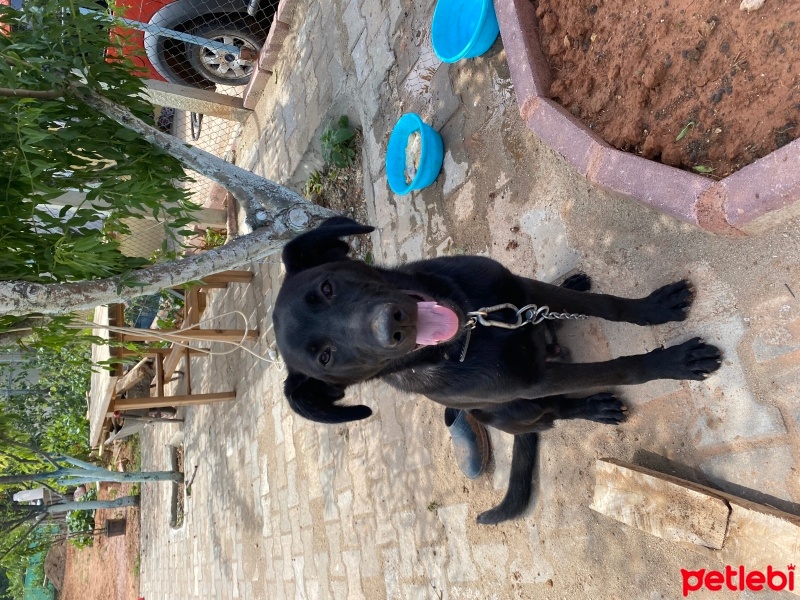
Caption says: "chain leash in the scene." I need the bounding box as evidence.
[458,303,589,362]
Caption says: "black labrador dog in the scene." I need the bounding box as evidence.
[272,217,722,524]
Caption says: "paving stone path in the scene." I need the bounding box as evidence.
[138,0,800,598]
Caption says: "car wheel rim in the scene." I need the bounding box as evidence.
[198,34,256,81]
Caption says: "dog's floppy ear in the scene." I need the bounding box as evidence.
[283,371,372,424]
[282,216,375,276]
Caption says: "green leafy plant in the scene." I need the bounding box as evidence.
[675,121,695,142]
[154,291,185,330]
[66,487,98,549]
[320,116,357,168]
[203,228,227,250]
[304,170,325,197]
[0,344,93,458]
[0,0,200,290]
[693,165,715,174]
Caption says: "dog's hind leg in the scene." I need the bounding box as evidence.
[470,394,625,525]
[470,393,627,435]
[476,432,539,525]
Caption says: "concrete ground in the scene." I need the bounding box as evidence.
[138,0,800,598]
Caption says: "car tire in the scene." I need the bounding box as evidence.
[186,20,263,86]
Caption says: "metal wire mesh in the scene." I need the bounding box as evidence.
[114,0,280,90]
[114,0,280,258]
[117,102,239,259]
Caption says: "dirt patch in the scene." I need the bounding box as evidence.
[44,540,66,591]
[306,131,374,260]
[533,0,800,177]
[60,482,141,600]
[171,445,185,529]
[60,441,141,600]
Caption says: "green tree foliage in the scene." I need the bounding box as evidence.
[64,486,96,548]
[0,345,92,459]
[0,415,175,594]
[0,0,199,288]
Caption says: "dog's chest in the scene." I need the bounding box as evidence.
[381,326,545,397]
[382,364,448,395]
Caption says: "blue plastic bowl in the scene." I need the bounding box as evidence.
[431,0,500,63]
[386,113,444,195]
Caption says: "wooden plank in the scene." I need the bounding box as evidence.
[161,344,184,386]
[142,79,252,122]
[720,501,800,578]
[121,329,258,343]
[115,357,152,395]
[592,459,800,596]
[194,282,228,289]
[185,287,200,327]
[120,347,207,357]
[89,306,119,447]
[199,270,254,284]
[591,459,730,549]
[184,347,192,395]
[154,353,164,399]
[112,391,235,411]
[160,287,200,383]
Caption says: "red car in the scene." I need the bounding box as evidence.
[114,0,277,87]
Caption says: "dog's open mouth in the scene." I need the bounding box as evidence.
[415,301,459,345]
[402,290,460,346]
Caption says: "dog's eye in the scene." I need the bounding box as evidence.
[320,280,333,298]
[319,348,331,365]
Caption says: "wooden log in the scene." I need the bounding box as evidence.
[592,458,800,596]
[591,458,731,549]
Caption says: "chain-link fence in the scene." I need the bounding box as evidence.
[114,0,280,258]
[114,0,280,91]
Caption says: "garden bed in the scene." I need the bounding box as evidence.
[533,0,799,178]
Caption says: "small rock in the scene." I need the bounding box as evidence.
[541,12,558,34]
[739,0,765,12]
[166,430,185,448]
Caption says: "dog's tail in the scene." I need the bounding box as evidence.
[476,432,539,525]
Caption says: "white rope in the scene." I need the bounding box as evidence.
[73,310,284,369]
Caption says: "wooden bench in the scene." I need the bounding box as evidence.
[89,270,258,446]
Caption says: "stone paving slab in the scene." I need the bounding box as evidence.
[138,0,800,598]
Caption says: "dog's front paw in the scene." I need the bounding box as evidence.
[579,393,628,424]
[635,280,694,325]
[561,272,591,292]
[648,337,722,380]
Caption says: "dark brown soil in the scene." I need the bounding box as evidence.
[61,441,141,600]
[306,131,374,261]
[533,0,800,177]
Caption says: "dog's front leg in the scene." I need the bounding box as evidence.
[524,337,722,397]
[522,278,693,325]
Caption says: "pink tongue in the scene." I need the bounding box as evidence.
[416,302,459,345]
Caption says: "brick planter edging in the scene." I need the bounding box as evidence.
[242,0,297,109]
[495,0,800,236]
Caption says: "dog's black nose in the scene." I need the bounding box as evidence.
[371,304,411,348]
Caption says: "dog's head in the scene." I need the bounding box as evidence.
[273,217,462,424]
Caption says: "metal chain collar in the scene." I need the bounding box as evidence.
[467,303,589,329]
[458,303,589,362]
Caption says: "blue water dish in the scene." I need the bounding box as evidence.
[386,113,444,196]
[431,0,500,63]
